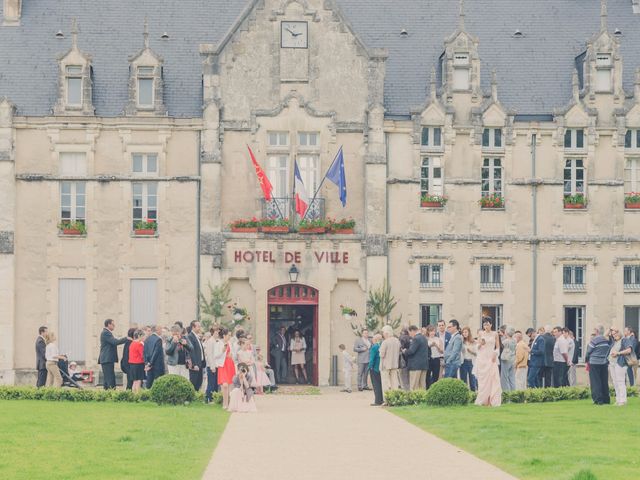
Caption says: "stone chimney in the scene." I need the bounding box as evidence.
[2,0,22,26]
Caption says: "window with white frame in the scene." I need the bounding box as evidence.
[481,305,503,329]
[297,132,320,194]
[267,132,290,199]
[452,52,470,90]
[480,264,503,290]
[420,264,443,288]
[595,54,612,92]
[137,66,155,107]
[132,153,158,176]
[421,127,442,148]
[564,129,585,150]
[563,265,586,290]
[268,131,289,148]
[624,265,640,290]
[420,304,442,327]
[61,181,86,225]
[420,157,443,197]
[59,152,87,176]
[624,129,640,149]
[298,132,319,147]
[564,159,586,197]
[132,182,158,229]
[482,128,502,149]
[481,158,503,197]
[65,66,83,107]
[624,158,639,194]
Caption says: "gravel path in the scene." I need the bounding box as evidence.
[203,388,518,480]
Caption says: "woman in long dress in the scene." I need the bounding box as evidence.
[217,328,236,409]
[475,318,502,407]
[289,330,308,384]
[227,362,257,413]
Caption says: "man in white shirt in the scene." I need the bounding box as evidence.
[552,326,571,387]
[204,326,221,403]
[565,328,577,386]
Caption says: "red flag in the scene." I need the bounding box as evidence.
[247,146,273,201]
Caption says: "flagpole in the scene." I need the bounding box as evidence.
[300,145,342,224]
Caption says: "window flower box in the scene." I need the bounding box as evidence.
[479,194,504,209]
[58,221,86,236]
[230,218,260,232]
[625,193,640,209]
[564,194,587,209]
[299,227,326,234]
[327,218,355,234]
[420,194,447,208]
[260,218,290,233]
[134,219,157,235]
[298,218,329,234]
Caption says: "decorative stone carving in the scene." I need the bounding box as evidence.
[0,232,14,254]
[365,234,388,256]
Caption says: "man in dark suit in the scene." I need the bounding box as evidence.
[35,326,48,387]
[542,325,555,388]
[270,326,288,383]
[98,319,128,390]
[405,325,430,390]
[187,320,205,391]
[527,330,546,388]
[436,319,451,351]
[144,325,165,388]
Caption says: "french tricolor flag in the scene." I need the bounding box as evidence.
[294,160,309,217]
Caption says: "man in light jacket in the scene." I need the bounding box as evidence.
[353,329,371,391]
[379,325,401,393]
[443,319,462,378]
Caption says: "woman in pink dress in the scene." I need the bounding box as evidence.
[475,318,502,407]
[217,328,236,410]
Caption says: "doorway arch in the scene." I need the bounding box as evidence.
[267,284,319,385]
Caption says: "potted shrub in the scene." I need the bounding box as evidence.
[564,193,587,209]
[134,219,157,235]
[340,305,357,321]
[625,192,640,209]
[298,218,328,234]
[58,220,86,236]
[420,194,448,208]
[479,194,505,209]
[329,218,356,234]
[260,217,290,233]
[230,217,259,233]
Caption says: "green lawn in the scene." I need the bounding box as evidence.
[394,398,640,480]
[0,400,229,480]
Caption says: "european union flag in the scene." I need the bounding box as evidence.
[326,146,347,207]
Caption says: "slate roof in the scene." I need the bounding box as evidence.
[1,0,639,118]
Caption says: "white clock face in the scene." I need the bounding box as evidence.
[281,21,308,49]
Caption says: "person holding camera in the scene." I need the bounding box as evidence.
[165,325,192,379]
[227,362,257,413]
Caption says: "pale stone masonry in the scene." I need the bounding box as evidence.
[1,0,640,385]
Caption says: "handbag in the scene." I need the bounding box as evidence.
[398,352,407,369]
[626,350,638,367]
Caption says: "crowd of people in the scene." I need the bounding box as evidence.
[35,320,279,413]
[346,318,639,408]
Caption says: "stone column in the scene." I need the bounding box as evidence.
[0,98,15,384]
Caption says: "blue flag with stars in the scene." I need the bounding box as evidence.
[325,146,347,207]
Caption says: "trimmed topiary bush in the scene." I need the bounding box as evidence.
[425,378,470,406]
[150,374,196,405]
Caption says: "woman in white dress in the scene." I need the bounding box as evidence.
[475,318,502,407]
[289,330,308,384]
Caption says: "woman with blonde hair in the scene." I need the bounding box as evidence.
[460,326,477,391]
[45,332,64,387]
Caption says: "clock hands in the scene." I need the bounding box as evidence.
[285,27,302,37]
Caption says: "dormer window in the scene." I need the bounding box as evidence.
[453,53,470,90]
[421,127,442,149]
[482,128,502,149]
[137,67,155,107]
[65,66,83,106]
[625,130,640,149]
[564,129,585,150]
[595,54,612,92]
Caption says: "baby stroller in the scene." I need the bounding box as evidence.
[57,357,83,389]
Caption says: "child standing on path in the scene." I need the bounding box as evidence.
[339,344,354,393]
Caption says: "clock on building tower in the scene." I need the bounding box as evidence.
[281,21,308,49]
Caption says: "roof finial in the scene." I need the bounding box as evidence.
[600,0,608,33]
[491,69,498,101]
[71,17,78,49]
[430,66,437,100]
[143,17,149,48]
[459,0,465,31]
[572,69,580,102]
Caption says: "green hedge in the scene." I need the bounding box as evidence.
[150,375,196,405]
[0,385,207,404]
[385,385,639,407]
[425,378,470,406]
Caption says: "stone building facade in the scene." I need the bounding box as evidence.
[1,0,640,385]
